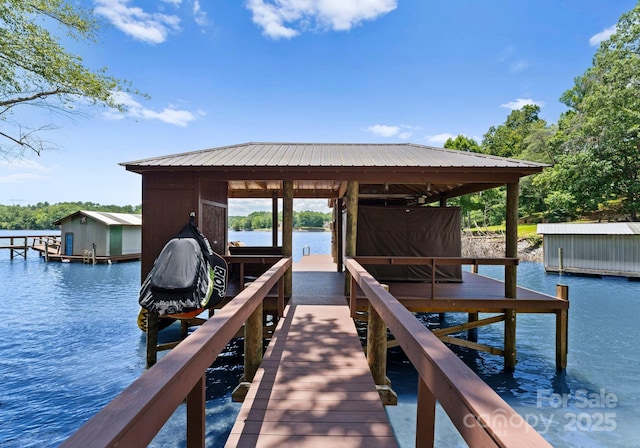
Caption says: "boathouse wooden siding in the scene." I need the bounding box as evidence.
[538,222,640,277]
[53,211,142,257]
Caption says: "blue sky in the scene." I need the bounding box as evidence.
[0,0,635,215]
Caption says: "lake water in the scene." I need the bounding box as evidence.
[0,230,638,447]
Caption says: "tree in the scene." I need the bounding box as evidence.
[443,134,481,153]
[481,104,546,158]
[0,0,138,157]
[559,4,640,219]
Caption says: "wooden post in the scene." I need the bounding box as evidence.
[556,284,569,370]
[232,283,264,402]
[44,241,49,262]
[146,311,159,368]
[468,312,479,342]
[336,200,344,272]
[10,237,14,260]
[504,182,519,370]
[344,181,358,295]
[186,375,205,448]
[505,182,519,298]
[416,376,436,448]
[367,303,387,386]
[272,191,278,248]
[367,293,397,406]
[282,180,293,298]
[244,300,263,382]
[504,309,517,370]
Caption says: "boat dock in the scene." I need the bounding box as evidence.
[227,257,396,447]
[62,255,559,447]
[0,234,60,260]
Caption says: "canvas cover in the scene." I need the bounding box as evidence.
[139,217,228,316]
[356,205,462,282]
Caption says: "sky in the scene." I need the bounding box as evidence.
[1,0,636,216]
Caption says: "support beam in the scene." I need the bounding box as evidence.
[556,284,569,370]
[505,182,519,298]
[504,182,519,370]
[344,181,359,295]
[336,200,344,272]
[146,311,159,367]
[271,191,278,247]
[283,180,293,298]
[504,309,517,370]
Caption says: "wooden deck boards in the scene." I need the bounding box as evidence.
[356,271,568,313]
[226,303,397,448]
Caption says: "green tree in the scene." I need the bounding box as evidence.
[482,104,546,158]
[0,0,140,157]
[557,3,640,220]
[443,135,481,153]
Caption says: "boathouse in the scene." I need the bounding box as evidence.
[53,210,142,259]
[538,222,640,278]
[61,142,565,448]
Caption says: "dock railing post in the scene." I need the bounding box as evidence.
[416,376,436,448]
[367,284,397,406]
[186,375,205,448]
[233,283,263,402]
[556,284,569,370]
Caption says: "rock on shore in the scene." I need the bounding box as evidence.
[461,234,542,263]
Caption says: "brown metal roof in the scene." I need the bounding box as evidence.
[122,142,544,170]
[121,142,546,201]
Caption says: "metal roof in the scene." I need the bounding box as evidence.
[537,223,640,235]
[121,142,545,170]
[53,211,142,227]
[121,142,547,201]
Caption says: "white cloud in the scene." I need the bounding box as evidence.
[500,98,544,110]
[0,172,50,184]
[367,124,400,138]
[424,133,454,145]
[366,124,415,139]
[94,0,181,44]
[246,0,397,39]
[104,92,203,127]
[0,159,52,185]
[193,0,208,26]
[161,0,183,5]
[590,24,616,47]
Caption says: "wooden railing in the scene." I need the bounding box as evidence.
[353,256,519,299]
[61,257,291,448]
[345,257,551,448]
[0,234,60,259]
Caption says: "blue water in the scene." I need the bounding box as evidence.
[1,230,639,447]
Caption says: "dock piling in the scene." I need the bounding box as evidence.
[556,284,569,370]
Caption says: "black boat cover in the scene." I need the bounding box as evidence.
[139,217,228,316]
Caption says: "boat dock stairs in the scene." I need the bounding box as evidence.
[62,255,562,447]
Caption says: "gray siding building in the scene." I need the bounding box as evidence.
[53,211,142,258]
[537,223,640,277]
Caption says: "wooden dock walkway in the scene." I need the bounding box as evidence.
[227,257,397,447]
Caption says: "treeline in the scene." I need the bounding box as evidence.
[0,202,142,230]
[447,5,640,225]
[229,210,331,231]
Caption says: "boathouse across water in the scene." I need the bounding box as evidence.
[538,222,640,278]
